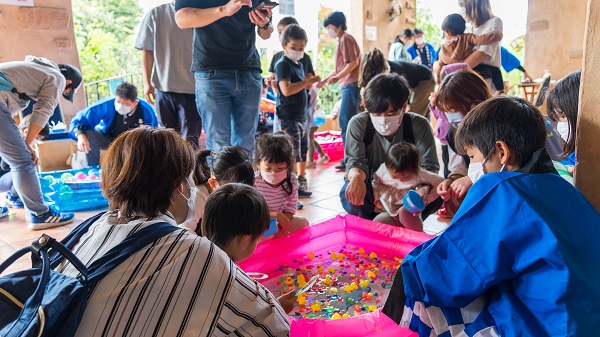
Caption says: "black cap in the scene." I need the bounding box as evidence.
[58,64,82,102]
[441,14,466,36]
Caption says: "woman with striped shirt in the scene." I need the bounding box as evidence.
[57,127,290,337]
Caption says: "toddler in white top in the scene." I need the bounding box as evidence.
[373,143,444,231]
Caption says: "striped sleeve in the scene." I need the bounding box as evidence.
[214,265,291,336]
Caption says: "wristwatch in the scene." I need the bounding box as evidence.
[259,17,272,30]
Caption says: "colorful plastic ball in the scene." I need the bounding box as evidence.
[42,175,55,181]
[60,173,73,181]
[59,185,73,199]
[86,174,99,181]
[74,172,87,180]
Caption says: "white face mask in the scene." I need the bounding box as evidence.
[556,121,571,141]
[370,114,402,137]
[327,27,337,39]
[179,178,198,224]
[261,170,288,185]
[458,6,467,19]
[468,151,506,183]
[286,50,304,62]
[114,101,133,116]
[445,112,463,128]
[415,37,424,45]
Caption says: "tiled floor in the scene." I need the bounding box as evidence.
[0,161,450,276]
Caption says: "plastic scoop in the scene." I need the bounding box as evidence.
[295,275,319,296]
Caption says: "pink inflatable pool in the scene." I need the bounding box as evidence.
[239,215,433,337]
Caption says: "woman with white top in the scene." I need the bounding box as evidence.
[57,127,290,337]
[460,0,504,93]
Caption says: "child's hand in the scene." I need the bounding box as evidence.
[277,291,297,314]
[374,199,383,211]
[277,213,292,231]
[450,176,473,199]
[415,185,430,206]
[307,76,321,85]
[437,179,453,201]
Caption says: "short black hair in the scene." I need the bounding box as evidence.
[442,14,466,36]
[413,28,424,35]
[364,73,410,114]
[202,183,270,248]
[455,96,547,167]
[115,82,138,101]
[547,69,581,155]
[196,147,254,186]
[282,24,308,45]
[385,143,421,176]
[324,11,347,31]
[401,29,414,38]
[254,132,295,195]
[278,16,298,27]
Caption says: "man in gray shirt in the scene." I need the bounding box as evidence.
[135,1,201,149]
[0,56,82,229]
[340,73,440,219]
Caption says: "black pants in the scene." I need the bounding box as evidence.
[155,91,202,149]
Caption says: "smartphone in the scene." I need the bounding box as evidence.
[252,0,279,13]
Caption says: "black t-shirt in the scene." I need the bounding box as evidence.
[106,106,145,138]
[388,60,433,88]
[275,56,307,122]
[268,51,314,75]
[175,0,261,72]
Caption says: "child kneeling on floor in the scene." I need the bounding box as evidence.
[254,132,309,238]
[202,183,297,313]
[372,143,443,231]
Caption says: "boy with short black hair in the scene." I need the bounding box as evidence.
[387,96,600,336]
[275,24,320,198]
[436,13,504,91]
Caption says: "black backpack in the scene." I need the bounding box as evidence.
[0,213,179,337]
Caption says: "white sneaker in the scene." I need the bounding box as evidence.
[0,206,8,219]
[316,154,330,164]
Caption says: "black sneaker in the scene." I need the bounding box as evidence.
[335,158,346,171]
[297,175,312,198]
[298,189,313,198]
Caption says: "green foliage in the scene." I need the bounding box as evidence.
[73,0,143,84]
[415,0,442,49]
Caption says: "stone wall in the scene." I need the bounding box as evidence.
[0,0,85,121]
[349,0,416,59]
[525,0,587,80]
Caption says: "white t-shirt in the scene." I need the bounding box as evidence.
[473,16,504,68]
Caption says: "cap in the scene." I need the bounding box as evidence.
[58,64,82,102]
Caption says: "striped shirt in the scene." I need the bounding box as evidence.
[254,173,298,215]
[58,211,290,337]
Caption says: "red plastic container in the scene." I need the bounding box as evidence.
[314,131,344,161]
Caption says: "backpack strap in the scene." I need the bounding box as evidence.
[364,113,415,147]
[363,113,376,147]
[49,212,105,269]
[402,113,415,144]
[86,222,180,286]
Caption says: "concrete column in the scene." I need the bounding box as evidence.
[574,0,600,211]
[349,0,416,57]
[0,0,85,120]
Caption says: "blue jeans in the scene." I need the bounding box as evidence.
[0,103,48,215]
[194,70,261,157]
[0,172,17,196]
[339,83,361,145]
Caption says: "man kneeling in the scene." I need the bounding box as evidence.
[69,82,157,166]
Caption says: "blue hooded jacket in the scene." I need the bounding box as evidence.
[69,97,157,140]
